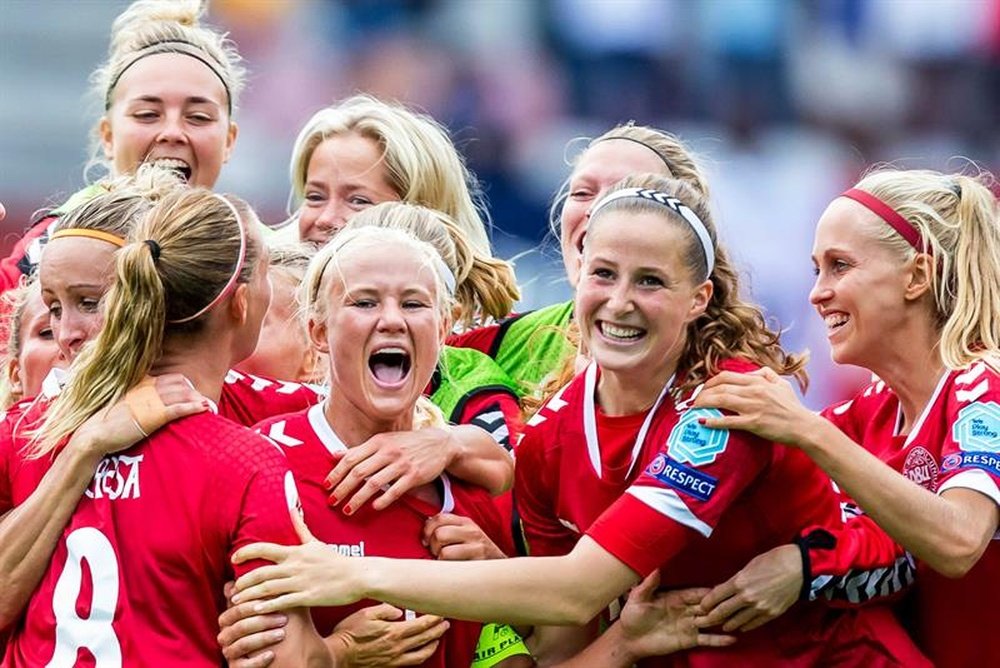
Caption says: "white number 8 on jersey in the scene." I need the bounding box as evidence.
[47,527,122,667]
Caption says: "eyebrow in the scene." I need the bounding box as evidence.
[129,95,221,107]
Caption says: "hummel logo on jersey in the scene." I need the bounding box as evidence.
[329,541,366,557]
[268,421,303,447]
[85,454,144,500]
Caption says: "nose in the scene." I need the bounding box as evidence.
[808,273,832,307]
[377,300,406,333]
[606,279,634,315]
[54,311,88,360]
[155,112,187,144]
[313,202,349,240]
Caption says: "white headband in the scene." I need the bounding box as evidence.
[590,187,715,279]
[432,255,456,296]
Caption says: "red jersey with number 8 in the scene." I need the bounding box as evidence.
[1,408,301,667]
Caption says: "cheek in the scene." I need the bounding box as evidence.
[561,206,585,249]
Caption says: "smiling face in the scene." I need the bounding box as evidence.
[39,237,118,361]
[8,287,66,400]
[576,208,711,389]
[561,139,672,286]
[310,241,444,424]
[297,134,401,244]
[100,52,237,188]
[810,198,912,368]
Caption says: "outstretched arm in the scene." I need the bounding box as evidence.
[695,369,998,578]
[233,536,638,627]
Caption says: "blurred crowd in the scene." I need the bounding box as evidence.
[3,0,998,408]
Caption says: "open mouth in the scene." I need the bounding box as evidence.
[368,347,411,387]
[148,157,192,182]
[598,320,646,343]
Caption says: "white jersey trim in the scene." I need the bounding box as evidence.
[901,371,949,447]
[938,469,1000,507]
[626,486,713,538]
[307,402,347,456]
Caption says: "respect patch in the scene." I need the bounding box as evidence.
[646,453,718,501]
[942,451,1000,478]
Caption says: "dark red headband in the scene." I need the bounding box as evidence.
[841,188,927,252]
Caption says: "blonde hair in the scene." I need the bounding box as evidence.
[87,0,244,174]
[0,280,41,409]
[289,94,492,255]
[33,189,261,456]
[301,225,452,430]
[52,163,184,239]
[345,202,518,327]
[549,122,710,238]
[267,242,326,384]
[588,174,808,397]
[851,168,1000,369]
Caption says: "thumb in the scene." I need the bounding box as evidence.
[368,602,404,621]
[290,504,316,544]
[630,569,661,602]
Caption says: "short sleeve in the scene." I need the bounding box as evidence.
[938,397,1000,505]
[587,408,770,576]
[456,391,524,453]
[514,428,578,557]
[230,436,303,578]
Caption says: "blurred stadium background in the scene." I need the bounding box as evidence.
[2,0,998,407]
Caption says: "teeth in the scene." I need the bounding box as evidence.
[375,347,406,355]
[601,322,643,340]
[825,313,849,329]
[151,158,189,169]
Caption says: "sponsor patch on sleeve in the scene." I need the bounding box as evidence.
[942,451,1000,477]
[645,453,719,502]
[952,401,1000,453]
[667,408,730,466]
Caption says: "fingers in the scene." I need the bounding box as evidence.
[228,649,276,668]
[290,506,316,545]
[343,468,401,514]
[325,442,381,504]
[720,606,761,633]
[390,639,441,666]
[630,570,661,602]
[701,371,758,390]
[696,632,738,648]
[232,543,291,568]
[369,474,417,511]
[697,580,737,613]
[395,619,449,654]
[670,587,712,607]
[367,602,405,622]
[396,614,447,639]
[218,609,288,660]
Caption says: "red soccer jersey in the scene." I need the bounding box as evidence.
[821,362,1000,668]
[1,409,301,667]
[219,368,325,427]
[515,362,666,558]
[256,404,507,668]
[580,361,928,666]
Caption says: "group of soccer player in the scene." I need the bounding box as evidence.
[0,1,997,666]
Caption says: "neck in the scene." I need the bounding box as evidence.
[324,392,415,448]
[864,318,945,433]
[598,363,675,416]
[152,330,234,402]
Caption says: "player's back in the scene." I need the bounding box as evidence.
[4,411,296,667]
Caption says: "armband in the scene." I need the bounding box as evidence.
[471,623,532,667]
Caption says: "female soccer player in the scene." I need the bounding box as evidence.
[0,0,244,291]
[448,123,709,400]
[691,169,1000,667]
[231,175,928,665]
[287,94,495,259]
[0,280,65,408]
[2,187,332,665]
